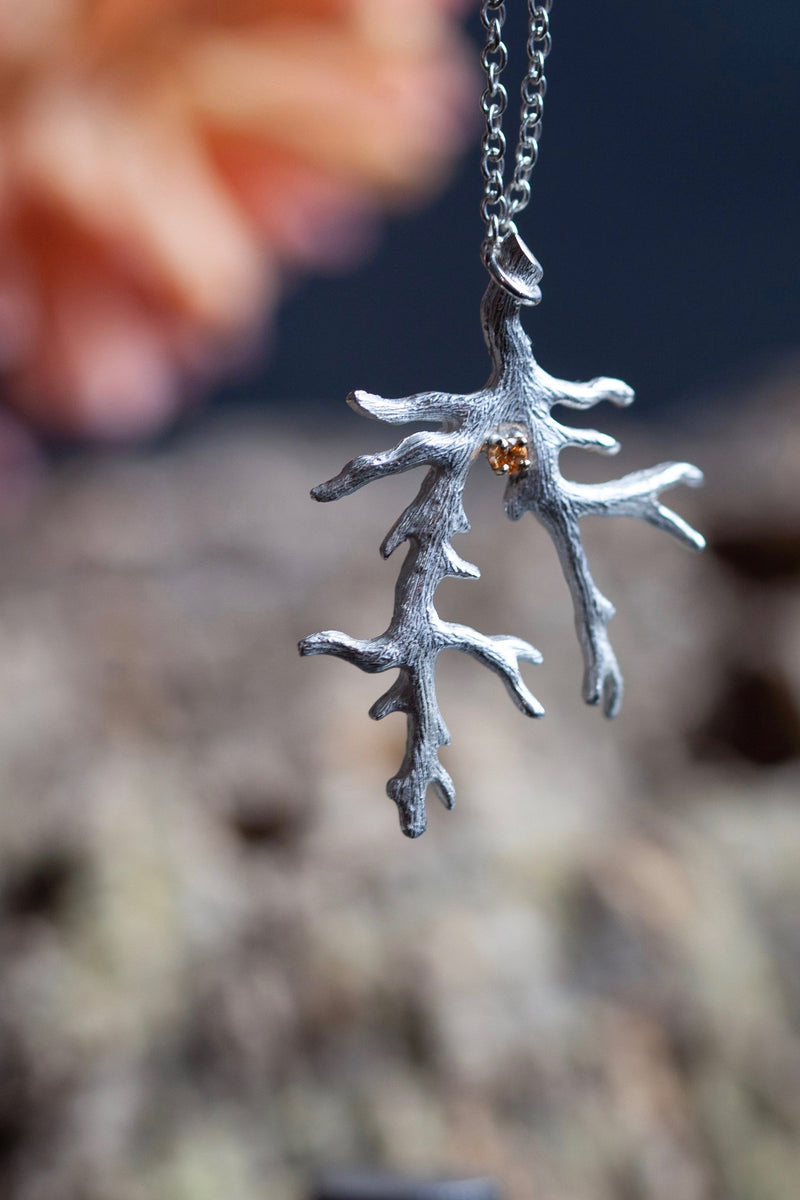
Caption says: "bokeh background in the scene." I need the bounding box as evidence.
[0,3,799,1200]
[257,0,800,424]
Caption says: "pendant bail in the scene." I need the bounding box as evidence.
[482,227,543,305]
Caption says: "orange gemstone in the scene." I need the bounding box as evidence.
[485,434,531,477]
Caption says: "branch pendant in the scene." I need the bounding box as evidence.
[300,267,704,838]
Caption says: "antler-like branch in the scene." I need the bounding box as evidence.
[348,387,472,425]
[441,624,544,717]
[301,279,703,836]
[299,387,545,837]
[567,462,706,551]
[311,430,455,502]
[540,372,635,410]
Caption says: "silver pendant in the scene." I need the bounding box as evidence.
[300,234,704,838]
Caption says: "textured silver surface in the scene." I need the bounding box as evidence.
[299,274,704,838]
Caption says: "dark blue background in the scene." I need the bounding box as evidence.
[232,1,800,421]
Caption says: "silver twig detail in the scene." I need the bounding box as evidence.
[299,279,704,838]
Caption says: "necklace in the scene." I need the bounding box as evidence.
[300,1,704,839]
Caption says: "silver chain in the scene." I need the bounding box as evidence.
[480,0,552,249]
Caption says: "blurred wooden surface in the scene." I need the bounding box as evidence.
[312,1172,499,1200]
[0,378,798,1200]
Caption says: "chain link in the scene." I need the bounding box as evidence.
[480,0,552,247]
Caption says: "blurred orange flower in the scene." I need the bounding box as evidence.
[0,0,473,437]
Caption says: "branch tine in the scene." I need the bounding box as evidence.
[348,388,469,425]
